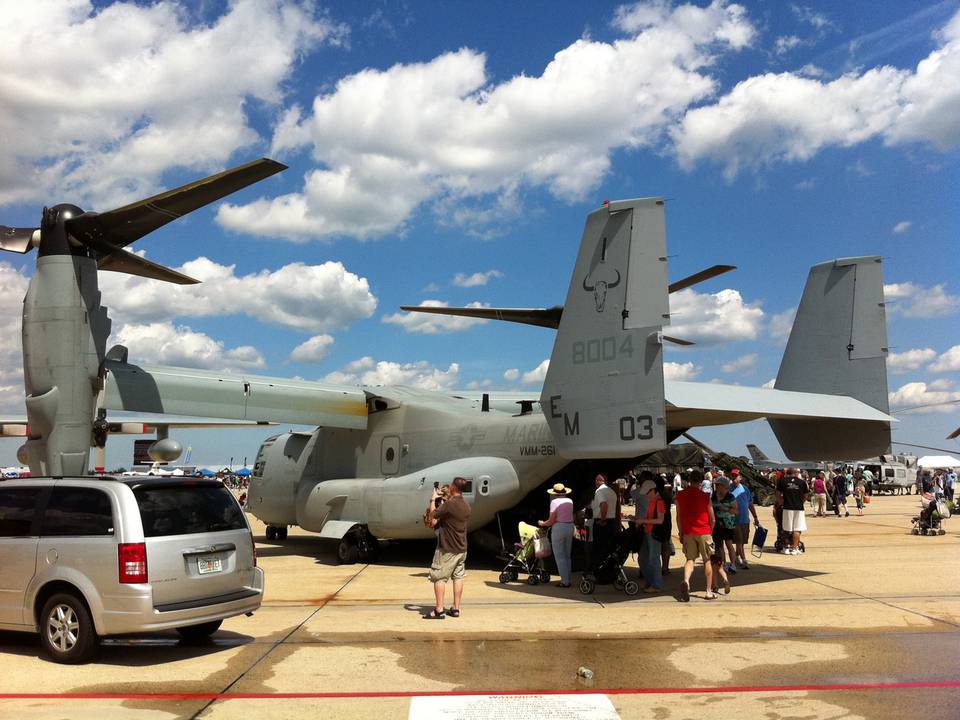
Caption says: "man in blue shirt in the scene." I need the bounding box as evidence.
[729,469,759,568]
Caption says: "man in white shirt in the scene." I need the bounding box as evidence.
[589,474,619,571]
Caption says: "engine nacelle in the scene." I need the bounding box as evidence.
[296,457,521,540]
[148,438,182,463]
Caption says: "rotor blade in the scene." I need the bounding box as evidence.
[0,226,38,253]
[65,158,287,251]
[663,335,695,346]
[399,305,564,329]
[98,247,199,285]
[668,264,736,294]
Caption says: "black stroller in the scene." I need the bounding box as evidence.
[578,528,639,596]
[499,522,552,585]
[772,504,806,554]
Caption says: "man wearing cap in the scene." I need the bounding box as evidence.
[729,469,759,569]
[776,468,809,555]
[539,482,575,587]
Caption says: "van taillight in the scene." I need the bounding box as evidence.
[250,531,257,567]
[119,543,148,583]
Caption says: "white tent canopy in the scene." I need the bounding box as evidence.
[917,454,960,468]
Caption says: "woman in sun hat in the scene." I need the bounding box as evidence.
[539,482,575,587]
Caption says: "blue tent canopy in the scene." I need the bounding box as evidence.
[196,468,215,477]
[235,468,252,476]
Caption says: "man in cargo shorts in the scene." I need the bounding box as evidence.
[425,476,471,619]
[675,470,717,601]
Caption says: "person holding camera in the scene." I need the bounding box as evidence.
[424,477,471,619]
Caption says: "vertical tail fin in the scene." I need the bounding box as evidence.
[770,256,891,460]
[746,444,771,463]
[540,198,668,458]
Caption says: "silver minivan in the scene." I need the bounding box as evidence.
[0,476,264,663]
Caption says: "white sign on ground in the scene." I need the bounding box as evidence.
[408,693,621,720]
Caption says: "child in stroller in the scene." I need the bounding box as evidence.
[499,522,552,585]
[578,528,639,596]
[912,492,949,536]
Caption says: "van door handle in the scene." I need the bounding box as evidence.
[182,543,236,556]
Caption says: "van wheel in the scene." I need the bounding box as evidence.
[40,593,98,664]
[176,620,223,642]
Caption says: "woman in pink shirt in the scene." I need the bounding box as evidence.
[812,472,828,517]
[539,483,575,587]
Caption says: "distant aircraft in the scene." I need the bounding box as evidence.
[746,444,825,472]
[1,160,894,562]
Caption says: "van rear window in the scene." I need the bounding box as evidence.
[134,486,245,537]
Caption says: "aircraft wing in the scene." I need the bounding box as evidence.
[0,414,276,437]
[103,361,369,429]
[664,381,894,428]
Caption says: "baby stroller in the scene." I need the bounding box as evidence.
[499,522,552,585]
[579,529,639,596]
[912,493,949,536]
[772,504,806,554]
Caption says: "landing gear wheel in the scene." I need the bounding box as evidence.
[539,570,551,584]
[499,571,512,584]
[40,593,98,664]
[337,536,359,564]
[527,573,540,586]
[624,581,640,596]
[357,532,380,563]
[938,529,946,535]
[578,578,595,595]
[265,526,278,541]
[176,620,223,642]
[277,526,288,540]
[614,576,626,591]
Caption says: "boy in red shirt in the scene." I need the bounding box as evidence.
[675,470,717,601]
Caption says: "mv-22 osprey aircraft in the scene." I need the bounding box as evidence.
[1,159,894,562]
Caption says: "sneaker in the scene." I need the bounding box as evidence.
[726,563,738,574]
[737,560,750,570]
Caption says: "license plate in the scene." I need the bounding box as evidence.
[197,555,223,574]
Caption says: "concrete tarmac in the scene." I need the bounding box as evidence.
[0,493,957,719]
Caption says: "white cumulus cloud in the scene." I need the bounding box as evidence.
[721,353,758,373]
[503,368,520,382]
[220,1,756,239]
[673,7,960,177]
[884,282,960,318]
[452,270,504,288]
[892,220,912,234]
[0,263,29,412]
[664,361,701,381]
[888,347,937,373]
[383,301,489,334]
[100,257,377,333]
[889,380,960,414]
[929,345,960,373]
[0,0,345,208]
[322,357,460,390]
[668,287,764,344]
[522,359,550,385]
[113,322,265,371]
[290,335,335,364]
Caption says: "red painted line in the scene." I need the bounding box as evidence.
[0,680,958,700]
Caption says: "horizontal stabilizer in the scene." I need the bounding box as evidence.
[668,264,736,294]
[399,305,563,329]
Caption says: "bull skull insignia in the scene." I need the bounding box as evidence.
[582,269,621,313]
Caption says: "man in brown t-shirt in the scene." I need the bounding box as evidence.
[425,477,471,619]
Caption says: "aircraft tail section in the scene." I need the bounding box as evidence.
[540,199,668,459]
[771,256,891,460]
[746,444,771,464]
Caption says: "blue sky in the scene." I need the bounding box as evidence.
[0,0,958,469]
